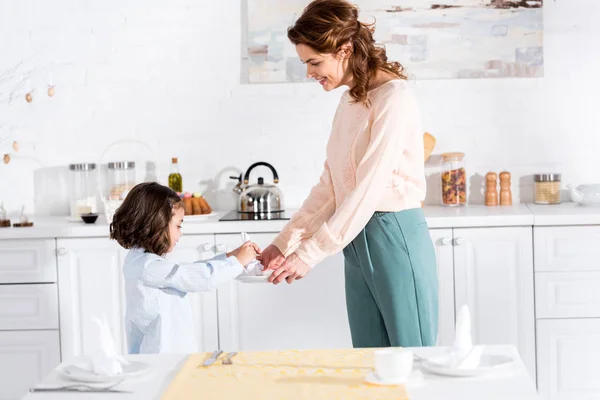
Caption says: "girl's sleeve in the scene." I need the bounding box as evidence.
[141,255,244,292]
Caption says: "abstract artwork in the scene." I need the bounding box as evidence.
[244,0,543,82]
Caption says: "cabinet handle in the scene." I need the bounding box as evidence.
[453,237,465,246]
[440,237,452,246]
[215,244,226,253]
[57,247,67,256]
[197,243,213,252]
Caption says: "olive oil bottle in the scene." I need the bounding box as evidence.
[168,157,183,192]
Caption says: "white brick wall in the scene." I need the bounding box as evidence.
[0,0,599,215]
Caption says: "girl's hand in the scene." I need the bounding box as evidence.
[230,241,261,266]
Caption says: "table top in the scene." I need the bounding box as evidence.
[22,345,538,400]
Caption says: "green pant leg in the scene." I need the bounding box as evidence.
[363,209,438,347]
[343,240,391,348]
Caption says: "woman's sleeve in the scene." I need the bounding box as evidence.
[271,160,336,257]
[293,87,420,266]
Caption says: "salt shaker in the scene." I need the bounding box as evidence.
[485,172,498,206]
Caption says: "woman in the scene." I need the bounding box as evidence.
[261,0,438,348]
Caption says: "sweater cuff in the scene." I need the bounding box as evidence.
[294,237,329,267]
[271,235,295,258]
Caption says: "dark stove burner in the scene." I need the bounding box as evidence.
[219,210,292,221]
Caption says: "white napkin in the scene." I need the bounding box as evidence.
[89,315,128,376]
[239,232,270,277]
[428,305,483,369]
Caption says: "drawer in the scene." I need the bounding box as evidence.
[0,284,59,330]
[534,226,600,272]
[0,239,57,283]
[536,272,600,319]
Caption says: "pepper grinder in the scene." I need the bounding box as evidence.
[485,172,498,206]
[499,171,512,205]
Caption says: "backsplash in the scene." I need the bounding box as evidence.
[0,0,599,215]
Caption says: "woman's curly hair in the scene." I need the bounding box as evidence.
[287,0,407,106]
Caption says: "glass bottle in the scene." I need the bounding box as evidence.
[168,158,183,193]
[68,163,98,217]
[440,152,467,206]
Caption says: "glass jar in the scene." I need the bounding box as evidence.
[534,174,561,204]
[441,152,467,206]
[107,161,136,200]
[68,163,98,217]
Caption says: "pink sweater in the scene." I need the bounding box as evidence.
[272,80,426,267]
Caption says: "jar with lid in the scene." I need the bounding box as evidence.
[68,163,98,217]
[440,152,467,206]
[107,161,136,200]
[534,174,561,204]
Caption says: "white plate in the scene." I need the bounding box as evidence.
[58,361,151,383]
[184,212,217,222]
[364,371,407,386]
[237,275,270,283]
[420,354,514,377]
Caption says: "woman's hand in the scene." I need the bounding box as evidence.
[260,244,286,271]
[268,253,311,284]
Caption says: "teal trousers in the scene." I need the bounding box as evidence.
[343,208,438,347]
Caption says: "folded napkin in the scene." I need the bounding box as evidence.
[89,315,128,376]
[427,305,483,369]
[238,232,270,277]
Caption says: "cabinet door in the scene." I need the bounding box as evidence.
[537,319,600,400]
[166,234,219,352]
[57,238,127,360]
[216,233,352,351]
[453,227,535,378]
[429,228,455,346]
[0,330,60,400]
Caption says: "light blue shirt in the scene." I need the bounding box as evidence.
[122,248,243,354]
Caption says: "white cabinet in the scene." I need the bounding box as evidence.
[429,228,455,347]
[453,227,536,379]
[0,330,60,400]
[535,226,600,399]
[57,238,127,360]
[537,319,600,400]
[0,239,60,400]
[216,233,352,351]
[166,234,219,352]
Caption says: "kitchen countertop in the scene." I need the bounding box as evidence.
[22,345,537,400]
[0,203,598,240]
[528,202,600,226]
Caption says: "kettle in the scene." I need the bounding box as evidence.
[230,162,284,213]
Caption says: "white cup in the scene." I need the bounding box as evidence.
[374,348,413,382]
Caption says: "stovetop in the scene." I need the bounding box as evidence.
[219,210,291,221]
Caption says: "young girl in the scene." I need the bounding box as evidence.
[110,182,260,354]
